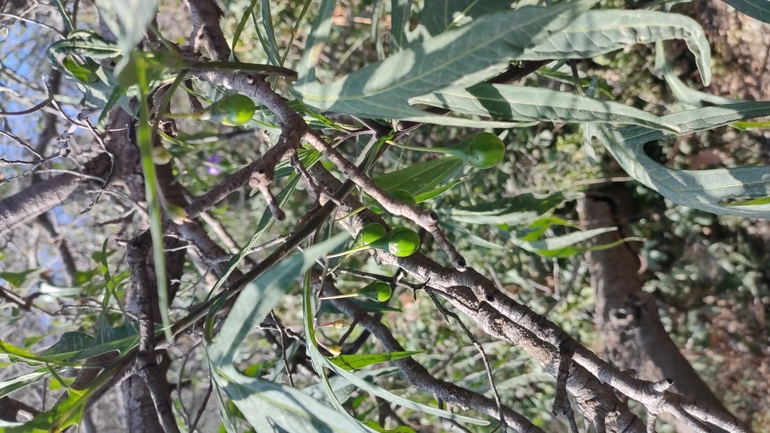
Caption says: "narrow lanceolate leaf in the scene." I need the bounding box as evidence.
[390,0,413,52]
[374,157,463,195]
[420,0,513,37]
[722,0,770,24]
[206,234,365,433]
[292,0,599,119]
[447,192,567,225]
[517,10,712,85]
[321,356,490,425]
[587,101,770,218]
[296,0,337,83]
[509,227,619,257]
[329,351,426,371]
[654,42,735,109]
[207,233,349,366]
[46,31,121,64]
[412,84,680,132]
[94,0,159,57]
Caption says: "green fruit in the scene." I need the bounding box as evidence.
[444,132,505,169]
[357,223,387,246]
[358,282,392,302]
[207,94,256,126]
[370,227,421,257]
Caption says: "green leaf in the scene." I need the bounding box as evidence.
[0,388,86,433]
[390,0,413,52]
[654,42,734,109]
[374,157,463,195]
[292,0,599,118]
[260,0,282,65]
[94,0,159,73]
[0,269,41,289]
[296,0,337,83]
[722,0,770,23]
[231,0,259,61]
[0,340,80,367]
[587,101,770,217]
[447,192,567,225]
[46,31,121,64]
[212,372,370,432]
[412,84,680,132]
[329,351,426,371]
[516,10,712,86]
[0,370,51,399]
[365,420,416,433]
[207,234,365,433]
[61,57,98,83]
[320,356,489,425]
[52,0,75,33]
[509,227,619,258]
[420,0,512,37]
[304,367,400,404]
[131,53,172,343]
[207,233,349,366]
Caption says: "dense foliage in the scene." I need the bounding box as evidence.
[0,0,768,432]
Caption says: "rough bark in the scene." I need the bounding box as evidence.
[0,152,111,237]
[580,188,731,433]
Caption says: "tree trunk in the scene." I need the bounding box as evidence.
[580,189,731,433]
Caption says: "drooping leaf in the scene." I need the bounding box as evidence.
[587,101,770,217]
[722,0,770,23]
[329,351,426,371]
[420,0,512,37]
[412,84,680,132]
[292,0,599,118]
[447,192,568,225]
[374,157,463,195]
[654,42,734,109]
[516,10,712,85]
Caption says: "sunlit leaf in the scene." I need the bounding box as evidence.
[447,192,569,225]
[516,10,712,85]
[413,84,680,132]
[374,157,463,195]
[293,0,599,118]
[587,101,770,217]
[329,351,426,371]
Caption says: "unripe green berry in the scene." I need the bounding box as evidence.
[358,282,392,302]
[207,94,256,126]
[449,132,505,169]
[369,227,421,257]
[357,223,387,246]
